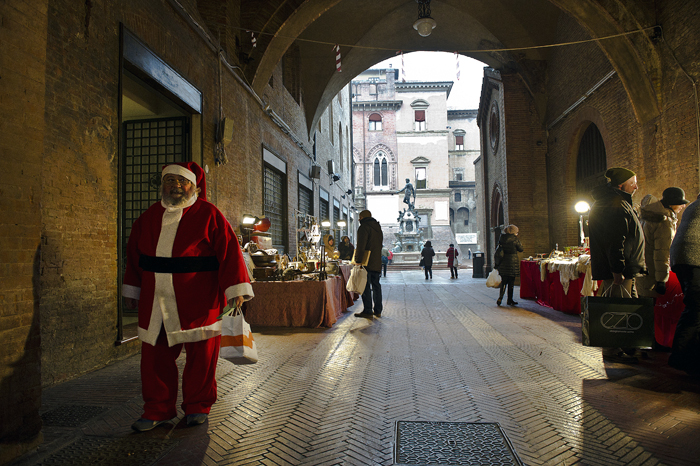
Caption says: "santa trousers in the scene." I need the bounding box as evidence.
[140,327,221,421]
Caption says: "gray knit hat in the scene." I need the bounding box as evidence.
[605,167,636,186]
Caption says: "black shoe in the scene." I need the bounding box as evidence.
[354,312,374,318]
[507,300,518,306]
[186,413,208,426]
[496,298,502,306]
[374,312,382,317]
[132,418,168,432]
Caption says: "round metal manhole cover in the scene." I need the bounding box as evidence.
[394,421,524,466]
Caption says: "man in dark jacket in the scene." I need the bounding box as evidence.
[668,193,700,375]
[353,210,384,318]
[589,167,646,362]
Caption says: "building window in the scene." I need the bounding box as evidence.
[319,188,330,225]
[298,185,312,219]
[455,135,464,150]
[415,167,426,189]
[264,164,287,253]
[368,113,382,131]
[373,152,388,186]
[414,110,426,131]
[455,192,462,202]
[489,102,500,153]
[456,173,463,181]
[576,123,607,198]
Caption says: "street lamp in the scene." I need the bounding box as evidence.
[574,201,590,247]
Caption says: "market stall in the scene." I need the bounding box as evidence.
[520,254,598,315]
[238,213,358,328]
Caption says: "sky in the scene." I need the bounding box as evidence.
[373,51,487,110]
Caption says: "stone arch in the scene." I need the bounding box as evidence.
[367,144,397,163]
[564,106,612,200]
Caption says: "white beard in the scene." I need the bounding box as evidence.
[162,189,197,208]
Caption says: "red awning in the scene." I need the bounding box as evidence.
[455,135,464,145]
[414,110,425,122]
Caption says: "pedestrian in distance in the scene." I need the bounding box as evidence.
[446,243,459,279]
[381,244,390,277]
[421,240,436,280]
[353,210,384,318]
[668,192,700,376]
[588,167,647,363]
[494,225,523,306]
[123,162,254,432]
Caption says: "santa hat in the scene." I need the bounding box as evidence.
[162,162,207,201]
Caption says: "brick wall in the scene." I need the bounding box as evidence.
[0,0,48,460]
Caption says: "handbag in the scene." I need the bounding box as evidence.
[346,264,367,293]
[581,285,654,348]
[485,269,502,288]
[220,306,258,364]
[419,258,425,267]
[453,255,459,267]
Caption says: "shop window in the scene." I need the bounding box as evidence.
[369,113,382,131]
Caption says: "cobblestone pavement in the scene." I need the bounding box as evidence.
[12,270,700,466]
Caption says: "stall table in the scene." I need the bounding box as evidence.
[520,259,596,315]
[244,265,357,328]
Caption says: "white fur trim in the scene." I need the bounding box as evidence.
[224,282,255,302]
[138,321,222,346]
[122,284,141,299]
[162,165,197,185]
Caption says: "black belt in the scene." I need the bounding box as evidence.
[139,255,219,273]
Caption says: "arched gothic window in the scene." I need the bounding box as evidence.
[373,152,388,186]
[576,123,607,198]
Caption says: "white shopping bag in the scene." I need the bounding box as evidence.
[220,307,258,364]
[346,265,368,293]
[485,269,502,288]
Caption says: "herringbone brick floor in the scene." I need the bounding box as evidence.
[13,270,700,466]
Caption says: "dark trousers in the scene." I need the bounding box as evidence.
[362,270,383,315]
[499,275,516,301]
[669,265,700,374]
[450,266,458,278]
[382,262,387,277]
[424,266,433,279]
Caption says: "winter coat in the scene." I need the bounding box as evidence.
[670,195,700,269]
[495,233,523,277]
[421,246,435,267]
[338,241,354,261]
[355,216,384,272]
[588,184,646,280]
[638,195,678,296]
[446,246,459,267]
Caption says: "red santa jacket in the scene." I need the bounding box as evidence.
[123,197,253,346]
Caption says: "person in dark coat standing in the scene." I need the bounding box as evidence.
[353,210,384,318]
[446,244,459,279]
[421,241,436,280]
[495,225,523,306]
[668,193,700,376]
[588,167,646,363]
[338,236,355,261]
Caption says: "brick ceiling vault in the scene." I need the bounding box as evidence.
[243,0,660,136]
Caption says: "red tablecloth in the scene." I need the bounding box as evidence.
[654,271,685,347]
[245,269,357,328]
[520,260,591,315]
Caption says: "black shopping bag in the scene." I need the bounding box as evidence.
[581,295,654,347]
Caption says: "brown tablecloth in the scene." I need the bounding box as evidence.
[245,268,357,328]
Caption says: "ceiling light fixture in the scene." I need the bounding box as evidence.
[413,0,436,37]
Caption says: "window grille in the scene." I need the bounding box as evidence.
[319,198,329,225]
[298,184,312,228]
[264,164,287,252]
[122,117,188,266]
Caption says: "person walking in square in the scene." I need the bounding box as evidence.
[353,210,384,318]
[421,241,435,280]
[381,244,390,277]
[446,243,459,279]
[495,225,523,306]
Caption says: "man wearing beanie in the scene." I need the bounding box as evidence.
[123,162,254,431]
[668,193,700,376]
[588,167,647,363]
[353,209,384,317]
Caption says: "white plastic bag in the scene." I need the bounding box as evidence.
[220,307,258,364]
[485,269,502,288]
[346,265,368,293]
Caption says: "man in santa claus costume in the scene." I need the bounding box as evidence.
[123,161,254,432]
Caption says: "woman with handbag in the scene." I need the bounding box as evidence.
[421,241,436,280]
[495,225,524,306]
